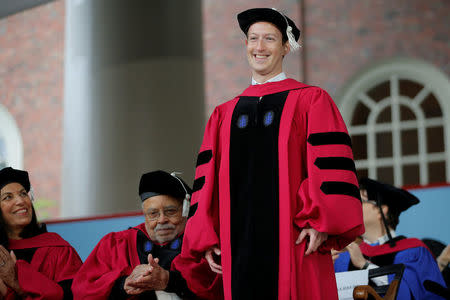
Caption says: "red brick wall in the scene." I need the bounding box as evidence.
[203,0,450,106]
[0,1,64,218]
[303,0,450,96]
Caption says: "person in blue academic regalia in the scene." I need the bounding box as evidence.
[334,178,448,299]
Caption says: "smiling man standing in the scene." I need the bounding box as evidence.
[172,8,364,300]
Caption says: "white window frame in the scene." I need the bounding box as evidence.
[0,104,23,169]
[336,58,450,186]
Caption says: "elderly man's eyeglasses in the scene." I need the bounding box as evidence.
[146,206,181,221]
[362,199,377,206]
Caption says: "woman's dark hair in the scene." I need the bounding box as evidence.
[0,203,45,249]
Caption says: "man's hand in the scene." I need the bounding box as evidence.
[205,246,222,274]
[124,254,169,295]
[124,264,152,295]
[331,249,344,262]
[296,228,328,255]
[437,244,450,271]
[346,242,367,269]
[0,278,7,298]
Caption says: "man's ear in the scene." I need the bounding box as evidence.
[381,204,389,218]
[284,42,290,56]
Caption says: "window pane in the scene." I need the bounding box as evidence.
[401,129,418,155]
[377,107,391,123]
[376,132,393,158]
[351,134,367,160]
[427,126,444,153]
[403,164,420,186]
[400,105,416,121]
[421,93,442,117]
[351,102,370,125]
[428,161,446,183]
[399,79,423,99]
[377,167,394,185]
[367,81,390,103]
[356,168,368,180]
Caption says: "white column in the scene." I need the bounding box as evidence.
[63,0,204,217]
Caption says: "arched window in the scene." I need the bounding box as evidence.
[0,105,23,170]
[338,58,450,186]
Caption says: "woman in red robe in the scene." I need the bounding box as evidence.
[0,167,82,299]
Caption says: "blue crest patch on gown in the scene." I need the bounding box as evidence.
[170,238,181,250]
[144,240,153,252]
[237,115,249,129]
[263,111,274,127]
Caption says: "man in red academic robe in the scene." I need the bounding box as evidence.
[72,170,196,299]
[172,7,364,300]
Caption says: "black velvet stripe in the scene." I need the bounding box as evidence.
[320,181,361,200]
[307,132,352,147]
[188,202,198,218]
[58,279,74,300]
[13,248,37,263]
[196,150,213,167]
[192,176,205,192]
[314,157,356,173]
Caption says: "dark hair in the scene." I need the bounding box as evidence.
[0,203,44,249]
[384,209,400,230]
[359,184,400,230]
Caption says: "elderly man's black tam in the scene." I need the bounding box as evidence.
[237,8,301,44]
[139,170,192,203]
[0,167,31,192]
[359,177,419,215]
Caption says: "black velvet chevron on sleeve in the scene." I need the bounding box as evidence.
[307,132,352,147]
[196,150,213,167]
[192,176,205,193]
[188,202,198,218]
[314,157,356,174]
[320,181,361,201]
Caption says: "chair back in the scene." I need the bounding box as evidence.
[353,264,405,300]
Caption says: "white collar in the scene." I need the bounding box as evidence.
[252,72,287,85]
[364,230,397,245]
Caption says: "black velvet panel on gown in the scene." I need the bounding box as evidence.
[230,91,288,300]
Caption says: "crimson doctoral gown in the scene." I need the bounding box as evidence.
[6,232,82,300]
[172,79,364,299]
[72,223,150,300]
[72,223,189,300]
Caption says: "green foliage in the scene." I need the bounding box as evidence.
[33,198,57,221]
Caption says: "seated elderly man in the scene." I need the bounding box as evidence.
[72,170,196,299]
